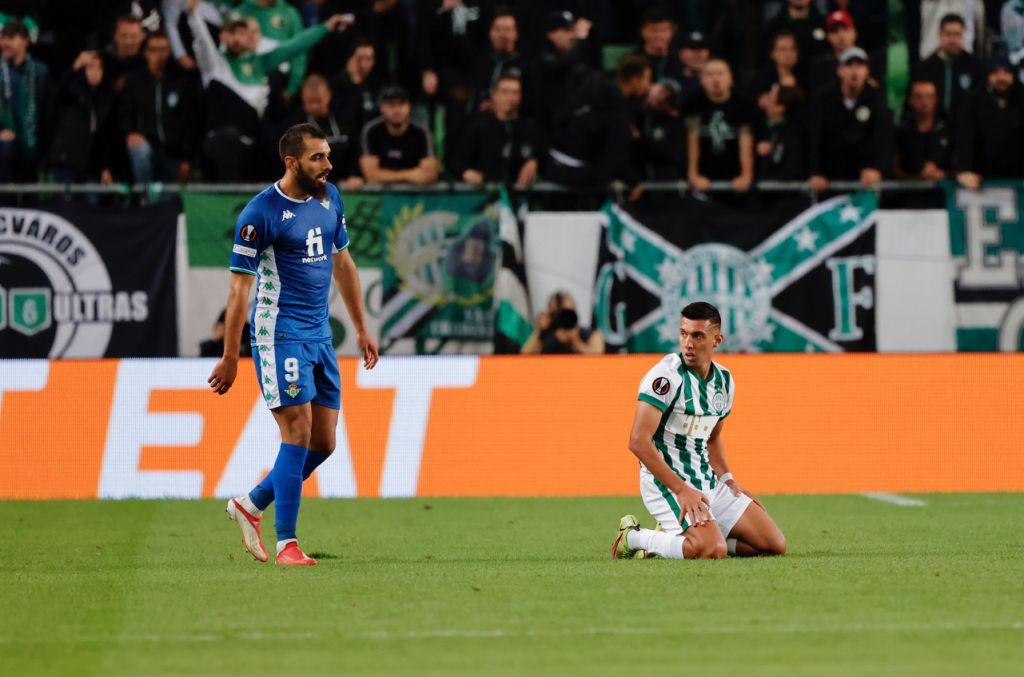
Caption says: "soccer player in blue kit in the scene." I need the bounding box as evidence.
[208,123,378,566]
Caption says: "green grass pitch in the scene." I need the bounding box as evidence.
[1,494,1022,676]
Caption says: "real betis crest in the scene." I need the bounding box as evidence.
[597,193,878,353]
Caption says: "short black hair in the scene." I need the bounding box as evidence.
[640,4,674,28]
[278,123,327,161]
[771,30,798,49]
[493,71,521,89]
[939,13,965,30]
[1,19,29,40]
[616,53,651,82]
[681,301,721,327]
[491,6,517,27]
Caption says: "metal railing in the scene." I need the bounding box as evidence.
[0,178,944,197]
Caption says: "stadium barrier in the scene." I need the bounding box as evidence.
[2,354,1022,500]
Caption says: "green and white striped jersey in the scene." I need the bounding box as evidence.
[637,353,735,492]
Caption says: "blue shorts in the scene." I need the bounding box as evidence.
[252,341,341,410]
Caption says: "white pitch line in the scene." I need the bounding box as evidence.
[2,621,1021,644]
[862,492,927,507]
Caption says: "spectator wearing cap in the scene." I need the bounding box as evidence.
[545,54,648,201]
[454,73,544,188]
[529,10,593,131]
[751,30,804,100]
[894,79,951,181]
[118,30,202,185]
[359,85,440,185]
[0,19,48,182]
[285,74,363,191]
[807,9,862,93]
[685,58,756,194]
[104,14,147,93]
[762,0,828,65]
[808,47,892,191]
[909,14,983,132]
[755,84,807,181]
[955,56,1024,190]
[332,38,380,133]
[676,32,709,107]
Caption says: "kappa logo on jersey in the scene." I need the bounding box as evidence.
[285,384,302,398]
[282,210,295,220]
[652,377,671,396]
[240,224,257,242]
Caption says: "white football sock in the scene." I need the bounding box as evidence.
[727,538,738,555]
[239,495,261,516]
[627,528,685,559]
[276,538,297,554]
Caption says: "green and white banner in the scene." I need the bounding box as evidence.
[946,183,1024,351]
[595,193,879,353]
[380,193,498,341]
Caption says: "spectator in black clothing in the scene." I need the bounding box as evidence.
[809,47,892,191]
[104,14,146,93]
[894,80,951,180]
[752,30,803,100]
[0,19,47,182]
[910,14,984,131]
[529,10,593,130]
[755,84,807,181]
[417,0,488,102]
[119,30,200,185]
[637,5,684,106]
[48,51,116,188]
[456,72,544,188]
[675,32,710,106]
[544,54,650,201]
[762,0,828,63]
[332,38,380,132]
[956,56,1024,190]
[287,74,364,191]
[685,58,756,193]
[807,9,858,93]
[471,8,525,109]
[359,84,440,185]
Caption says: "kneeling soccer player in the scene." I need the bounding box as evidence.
[612,301,786,560]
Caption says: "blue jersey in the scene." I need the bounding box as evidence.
[228,182,350,345]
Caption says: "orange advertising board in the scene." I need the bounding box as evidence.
[1,355,1022,499]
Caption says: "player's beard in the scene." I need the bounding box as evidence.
[296,164,329,200]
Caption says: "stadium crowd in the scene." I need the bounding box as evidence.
[3,0,1024,194]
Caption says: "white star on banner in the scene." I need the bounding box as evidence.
[750,258,774,282]
[794,226,818,252]
[621,229,638,253]
[839,204,861,223]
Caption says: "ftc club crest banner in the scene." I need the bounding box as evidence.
[595,193,879,353]
[381,194,498,341]
[0,202,179,358]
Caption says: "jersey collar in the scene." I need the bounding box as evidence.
[274,181,312,204]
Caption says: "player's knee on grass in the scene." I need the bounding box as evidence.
[764,532,787,556]
[684,523,727,560]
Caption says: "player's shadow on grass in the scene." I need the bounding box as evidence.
[307,552,339,559]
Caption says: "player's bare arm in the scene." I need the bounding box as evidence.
[707,418,765,510]
[208,271,254,395]
[331,248,379,369]
[628,401,712,527]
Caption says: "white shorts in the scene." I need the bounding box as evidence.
[639,467,752,539]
